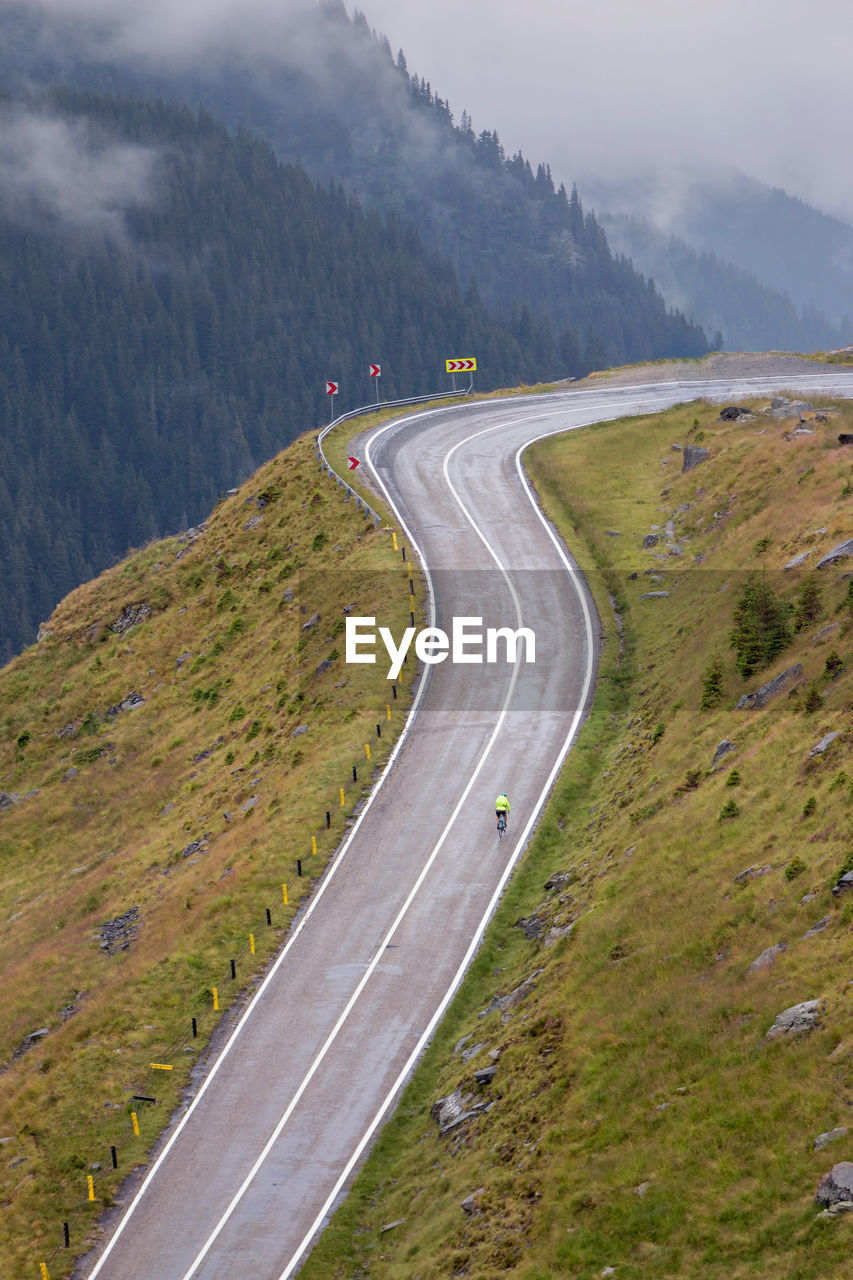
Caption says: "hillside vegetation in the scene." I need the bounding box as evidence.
[300,395,853,1280]
[0,430,420,1277]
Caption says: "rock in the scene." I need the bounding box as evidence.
[784,551,812,570]
[13,1027,50,1059]
[642,533,659,549]
[765,999,822,1041]
[282,587,294,603]
[315,659,333,675]
[380,1218,406,1233]
[771,398,814,420]
[480,969,544,1023]
[431,1089,468,1126]
[292,725,308,738]
[838,434,853,445]
[735,664,803,710]
[106,691,144,718]
[831,871,853,898]
[473,1064,498,1084]
[803,916,830,938]
[36,625,54,642]
[682,445,710,472]
[460,1041,485,1062]
[638,591,670,601]
[461,1188,486,1216]
[175,652,193,667]
[817,538,853,568]
[814,1127,848,1152]
[62,768,78,782]
[816,1162,853,1206]
[545,923,575,946]
[516,914,545,940]
[242,515,263,530]
[110,603,152,635]
[809,732,839,757]
[794,427,815,436]
[0,792,19,811]
[712,739,736,767]
[720,405,749,420]
[302,612,320,631]
[544,870,573,893]
[99,907,141,956]
[748,943,786,972]
[241,797,258,812]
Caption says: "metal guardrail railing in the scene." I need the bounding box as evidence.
[315,387,472,523]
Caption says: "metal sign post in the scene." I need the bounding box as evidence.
[326,380,339,422]
[369,363,381,403]
[445,357,477,393]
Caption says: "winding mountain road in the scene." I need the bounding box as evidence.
[82,365,853,1280]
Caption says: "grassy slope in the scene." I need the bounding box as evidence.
[0,433,420,1277]
[301,396,853,1280]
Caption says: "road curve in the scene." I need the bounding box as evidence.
[82,369,853,1280]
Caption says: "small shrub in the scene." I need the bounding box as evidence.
[718,798,740,821]
[700,656,726,710]
[802,795,817,818]
[828,770,848,792]
[725,769,741,787]
[16,730,30,750]
[229,705,246,723]
[224,750,235,765]
[793,577,823,631]
[785,856,807,881]
[675,768,701,794]
[217,588,236,611]
[245,720,263,742]
[651,722,665,744]
[754,535,773,555]
[291,749,303,767]
[825,650,844,677]
[803,686,823,713]
[312,530,328,552]
[228,615,247,637]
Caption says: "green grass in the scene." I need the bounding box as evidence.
[299,395,853,1280]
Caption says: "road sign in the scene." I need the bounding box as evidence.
[326,381,339,395]
[369,364,381,378]
[445,358,477,373]
[348,457,360,471]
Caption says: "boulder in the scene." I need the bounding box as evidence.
[638,591,670,601]
[817,539,853,569]
[110,603,152,635]
[748,943,786,973]
[712,739,736,767]
[809,732,839,757]
[831,871,853,898]
[642,533,659,549]
[816,1162,853,1206]
[838,434,853,445]
[784,550,812,570]
[765,998,822,1041]
[720,405,749,420]
[814,1127,848,1152]
[682,445,709,473]
[735,664,803,710]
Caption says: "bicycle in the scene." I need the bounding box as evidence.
[497,812,507,839]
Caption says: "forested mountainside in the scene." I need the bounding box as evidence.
[0,88,567,663]
[602,213,848,353]
[587,171,853,343]
[0,1,710,365]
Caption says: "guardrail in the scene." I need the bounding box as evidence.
[315,387,472,523]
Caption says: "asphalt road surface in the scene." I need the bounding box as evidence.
[82,367,853,1280]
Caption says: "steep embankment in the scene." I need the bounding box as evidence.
[302,392,853,1279]
[0,431,418,1277]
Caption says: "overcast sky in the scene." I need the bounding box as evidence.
[359,0,853,224]
[18,0,853,224]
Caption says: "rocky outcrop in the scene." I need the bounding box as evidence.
[735,664,803,710]
[110,603,152,635]
[816,1162,853,1208]
[817,538,853,568]
[682,445,709,472]
[765,999,822,1041]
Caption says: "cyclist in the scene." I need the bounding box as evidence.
[495,792,510,831]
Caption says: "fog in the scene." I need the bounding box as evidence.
[0,103,160,239]
[11,0,853,225]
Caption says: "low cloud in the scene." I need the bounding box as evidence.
[0,106,161,240]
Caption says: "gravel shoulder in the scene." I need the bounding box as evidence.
[583,350,837,388]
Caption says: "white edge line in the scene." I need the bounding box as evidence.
[277,407,600,1279]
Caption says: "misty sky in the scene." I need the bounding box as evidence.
[18,0,853,225]
[362,0,853,225]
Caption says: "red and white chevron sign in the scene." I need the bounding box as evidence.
[445,357,477,373]
[325,381,339,395]
[369,364,381,378]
